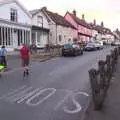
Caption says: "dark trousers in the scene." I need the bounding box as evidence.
[0,56,7,67]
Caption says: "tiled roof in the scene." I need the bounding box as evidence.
[90,23,114,35]
[30,8,76,29]
[68,12,91,29]
[44,10,76,29]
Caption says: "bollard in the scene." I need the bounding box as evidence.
[118,46,120,55]
[98,60,105,89]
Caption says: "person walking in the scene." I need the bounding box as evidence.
[0,46,7,68]
[20,44,31,77]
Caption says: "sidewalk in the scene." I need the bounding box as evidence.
[85,57,120,120]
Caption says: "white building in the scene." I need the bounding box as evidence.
[102,34,114,44]
[30,8,50,48]
[0,0,32,51]
[41,7,76,46]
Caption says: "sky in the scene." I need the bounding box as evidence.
[19,0,120,30]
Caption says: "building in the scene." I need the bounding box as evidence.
[30,8,50,48]
[64,10,92,43]
[0,0,31,51]
[41,7,76,46]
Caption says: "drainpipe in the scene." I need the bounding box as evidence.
[56,24,57,45]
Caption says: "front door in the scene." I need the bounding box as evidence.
[13,29,18,47]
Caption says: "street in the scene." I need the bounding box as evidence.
[0,46,114,120]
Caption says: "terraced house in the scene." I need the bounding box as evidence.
[64,10,92,43]
[30,8,50,48]
[0,0,32,51]
[40,7,76,46]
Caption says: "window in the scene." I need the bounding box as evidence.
[59,35,62,42]
[10,8,17,22]
[37,16,43,26]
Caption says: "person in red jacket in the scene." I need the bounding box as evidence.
[20,44,31,76]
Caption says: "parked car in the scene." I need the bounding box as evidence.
[111,41,120,46]
[88,41,103,49]
[84,43,97,51]
[62,44,83,56]
[94,41,104,49]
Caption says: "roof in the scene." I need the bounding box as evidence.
[0,0,31,18]
[29,7,76,29]
[90,23,114,35]
[44,9,76,29]
[32,25,49,32]
[29,9,40,16]
[67,12,91,29]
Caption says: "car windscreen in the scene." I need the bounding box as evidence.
[87,43,95,47]
[64,44,72,49]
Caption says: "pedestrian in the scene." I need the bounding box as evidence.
[0,46,7,68]
[20,44,31,77]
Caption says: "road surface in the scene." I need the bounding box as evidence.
[0,46,115,120]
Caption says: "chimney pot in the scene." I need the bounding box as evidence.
[93,19,96,25]
[73,10,76,16]
[82,14,85,20]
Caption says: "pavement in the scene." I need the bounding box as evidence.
[85,56,120,120]
[0,46,116,120]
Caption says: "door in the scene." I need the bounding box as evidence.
[13,29,18,47]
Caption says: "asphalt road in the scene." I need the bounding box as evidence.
[0,46,115,120]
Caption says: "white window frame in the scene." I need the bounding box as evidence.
[10,8,18,22]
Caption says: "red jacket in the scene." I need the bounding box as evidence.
[20,46,30,60]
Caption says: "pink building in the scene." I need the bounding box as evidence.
[64,10,92,43]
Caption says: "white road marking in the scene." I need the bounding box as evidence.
[0,85,27,100]
[17,88,42,103]
[54,90,72,110]
[74,91,89,97]
[63,95,82,114]
[63,91,89,114]
[7,87,33,102]
[26,88,56,106]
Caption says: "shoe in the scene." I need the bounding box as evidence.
[26,69,29,76]
[23,71,26,77]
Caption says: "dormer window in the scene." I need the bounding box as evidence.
[10,8,17,22]
[37,16,43,26]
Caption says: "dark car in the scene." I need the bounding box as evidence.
[111,41,120,46]
[84,43,97,51]
[62,44,83,56]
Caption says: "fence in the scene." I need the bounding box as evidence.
[88,47,120,110]
[31,44,62,56]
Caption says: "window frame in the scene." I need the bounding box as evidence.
[10,8,18,22]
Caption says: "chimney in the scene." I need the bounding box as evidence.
[101,21,104,27]
[93,19,96,25]
[42,6,47,11]
[73,10,76,16]
[82,14,85,20]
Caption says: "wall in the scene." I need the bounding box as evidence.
[49,23,74,45]
[57,25,74,45]
[0,2,31,25]
[64,13,77,28]
[49,23,56,45]
[78,25,92,36]
[92,30,98,37]
[32,12,49,29]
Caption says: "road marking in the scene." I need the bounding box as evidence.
[7,87,33,102]
[63,94,82,114]
[54,90,72,110]
[0,85,27,100]
[63,91,89,114]
[26,88,56,106]
[17,88,42,103]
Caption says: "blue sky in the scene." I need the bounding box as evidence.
[20,0,120,30]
